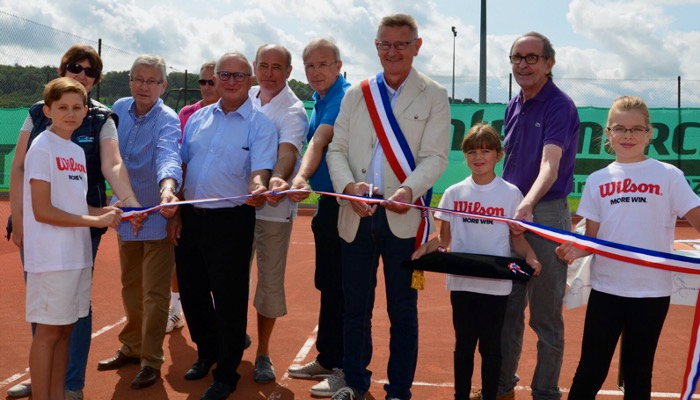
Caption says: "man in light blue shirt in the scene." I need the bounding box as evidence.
[96,55,182,391]
[168,51,277,400]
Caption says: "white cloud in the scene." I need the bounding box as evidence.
[1,0,700,105]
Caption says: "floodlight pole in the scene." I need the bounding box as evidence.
[479,0,487,103]
[451,26,457,104]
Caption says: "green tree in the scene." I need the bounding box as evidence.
[288,79,313,101]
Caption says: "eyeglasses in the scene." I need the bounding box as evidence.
[216,71,251,82]
[198,79,215,86]
[66,63,99,78]
[130,77,163,88]
[606,126,650,136]
[509,54,546,65]
[376,39,417,51]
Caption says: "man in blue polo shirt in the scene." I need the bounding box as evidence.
[168,51,278,400]
[497,32,580,400]
[288,38,351,398]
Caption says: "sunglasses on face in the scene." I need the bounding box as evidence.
[66,63,99,79]
[198,79,215,86]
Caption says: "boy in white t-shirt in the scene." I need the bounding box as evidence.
[23,77,122,400]
[412,123,540,400]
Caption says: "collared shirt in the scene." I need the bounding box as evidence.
[249,84,308,222]
[178,100,204,142]
[111,97,182,241]
[181,98,277,208]
[502,79,580,201]
[308,74,351,192]
[366,78,406,194]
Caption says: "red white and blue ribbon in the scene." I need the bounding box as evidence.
[122,189,700,398]
[360,73,431,249]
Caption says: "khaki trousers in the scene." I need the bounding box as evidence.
[117,237,174,370]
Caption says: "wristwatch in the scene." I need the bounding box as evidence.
[160,185,176,195]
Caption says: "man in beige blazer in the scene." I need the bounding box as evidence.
[326,13,451,400]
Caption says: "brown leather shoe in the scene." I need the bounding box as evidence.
[131,366,160,389]
[496,391,515,400]
[97,350,140,371]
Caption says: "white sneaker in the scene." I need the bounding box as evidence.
[310,369,345,397]
[287,358,333,379]
[166,312,185,333]
[7,381,31,398]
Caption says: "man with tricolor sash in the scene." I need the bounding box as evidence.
[326,13,450,400]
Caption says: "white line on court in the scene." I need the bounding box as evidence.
[0,317,127,389]
[373,381,700,399]
[267,325,319,400]
[290,241,315,245]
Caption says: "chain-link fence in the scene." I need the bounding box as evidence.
[1,10,699,202]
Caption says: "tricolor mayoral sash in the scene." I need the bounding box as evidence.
[360,72,432,289]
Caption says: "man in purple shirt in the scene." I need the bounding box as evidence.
[497,32,579,400]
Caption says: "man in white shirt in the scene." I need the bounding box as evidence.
[248,43,309,383]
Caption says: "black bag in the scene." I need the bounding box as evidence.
[402,252,534,281]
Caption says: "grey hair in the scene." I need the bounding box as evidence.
[377,14,419,39]
[130,55,167,82]
[215,52,252,74]
[303,38,341,63]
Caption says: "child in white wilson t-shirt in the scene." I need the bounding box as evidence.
[556,96,700,399]
[412,123,541,400]
[23,78,122,400]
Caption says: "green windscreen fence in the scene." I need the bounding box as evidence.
[1,105,699,196]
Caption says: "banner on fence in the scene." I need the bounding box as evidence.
[1,105,699,195]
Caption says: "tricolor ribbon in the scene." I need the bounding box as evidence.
[121,188,700,398]
[360,73,432,289]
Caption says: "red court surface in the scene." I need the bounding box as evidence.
[0,208,698,399]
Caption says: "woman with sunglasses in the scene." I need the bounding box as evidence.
[7,44,141,400]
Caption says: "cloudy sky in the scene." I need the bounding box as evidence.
[2,0,700,105]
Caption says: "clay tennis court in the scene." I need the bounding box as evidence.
[0,205,698,399]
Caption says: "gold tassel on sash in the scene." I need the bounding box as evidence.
[411,269,425,290]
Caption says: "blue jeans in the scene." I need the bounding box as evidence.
[498,199,570,400]
[313,195,344,370]
[65,235,101,390]
[23,235,101,391]
[341,207,418,400]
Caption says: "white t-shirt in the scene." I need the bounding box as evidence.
[23,130,92,273]
[434,176,524,295]
[249,84,309,222]
[578,158,700,298]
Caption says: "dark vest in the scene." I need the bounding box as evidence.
[28,98,118,237]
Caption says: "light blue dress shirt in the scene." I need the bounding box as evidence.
[181,98,278,208]
[111,97,182,241]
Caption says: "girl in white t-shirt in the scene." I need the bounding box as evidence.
[24,78,122,400]
[412,123,540,400]
[556,96,700,400]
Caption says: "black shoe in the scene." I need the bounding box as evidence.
[201,381,233,400]
[131,366,160,389]
[244,333,252,350]
[185,359,214,380]
[97,350,140,371]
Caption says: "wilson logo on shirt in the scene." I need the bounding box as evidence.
[453,201,505,217]
[598,178,661,198]
[56,157,86,173]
